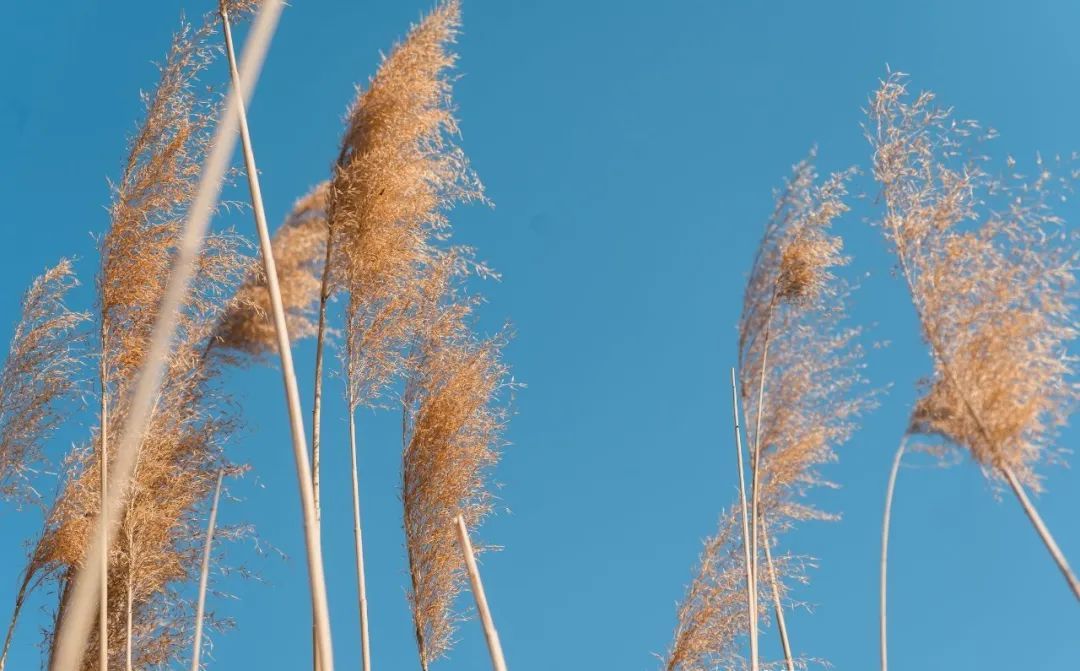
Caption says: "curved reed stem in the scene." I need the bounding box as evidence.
[46,4,286,669]
[348,406,372,671]
[880,437,907,671]
[190,470,224,671]
[219,6,334,668]
[454,514,507,671]
[0,571,33,671]
[729,368,759,669]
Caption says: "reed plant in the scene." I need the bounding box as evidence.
[869,71,1080,670]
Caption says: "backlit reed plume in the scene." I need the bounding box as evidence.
[9,16,250,670]
[738,154,868,671]
[0,260,87,503]
[314,0,483,486]
[213,182,329,356]
[664,508,765,671]
[46,3,285,668]
[318,2,484,665]
[402,298,508,671]
[868,72,1080,668]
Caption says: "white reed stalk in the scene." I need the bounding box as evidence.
[729,368,758,671]
[348,406,372,671]
[48,3,286,668]
[190,470,224,671]
[748,324,773,671]
[99,353,109,671]
[124,570,132,671]
[454,514,507,671]
[880,437,906,671]
[219,6,335,668]
[1001,464,1080,600]
[760,517,794,671]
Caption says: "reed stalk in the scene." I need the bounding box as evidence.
[728,368,758,669]
[190,470,224,671]
[99,350,109,671]
[219,5,334,668]
[880,437,907,671]
[48,3,286,667]
[1001,465,1080,598]
[760,516,793,671]
[454,514,507,671]
[347,391,372,671]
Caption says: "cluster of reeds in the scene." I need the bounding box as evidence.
[0,2,513,670]
[664,155,871,671]
[663,71,1078,671]
[2,2,1078,670]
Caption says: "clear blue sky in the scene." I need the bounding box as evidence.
[2,1,1079,669]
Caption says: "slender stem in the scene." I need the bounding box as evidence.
[220,7,334,670]
[190,470,224,671]
[310,221,334,671]
[1001,465,1080,600]
[49,4,285,668]
[124,569,132,671]
[729,368,758,671]
[880,437,907,671]
[748,320,773,671]
[0,571,33,671]
[760,517,794,671]
[99,349,109,671]
[454,515,508,671]
[348,405,372,671]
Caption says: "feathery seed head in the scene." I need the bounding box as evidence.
[868,72,1077,489]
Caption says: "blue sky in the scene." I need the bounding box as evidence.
[2,1,1079,670]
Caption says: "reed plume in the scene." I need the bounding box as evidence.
[316,2,485,666]
[9,15,255,669]
[0,260,87,503]
[46,2,286,667]
[868,72,1080,606]
[214,183,329,357]
[737,154,869,670]
[664,508,763,671]
[402,296,508,671]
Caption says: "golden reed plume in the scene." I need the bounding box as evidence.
[869,72,1080,671]
[0,260,87,503]
[12,15,251,670]
[214,182,329,357]
[402,290,509,670]
[735,154,870,671]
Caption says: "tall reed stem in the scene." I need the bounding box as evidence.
[48,4,285,668]
[0,572,33,671]
[99,349,109,671]
[190,470,224,671]
[760,517,793,671]
[310,223,334,671]
[454,515,507,671]
[124,569,132,671]
[880,437,906,671]
[348,401,372,671]
[749,316,775,671]
[220,6,334,669]
[729,368,758,671]
[1000,465,1080,600]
